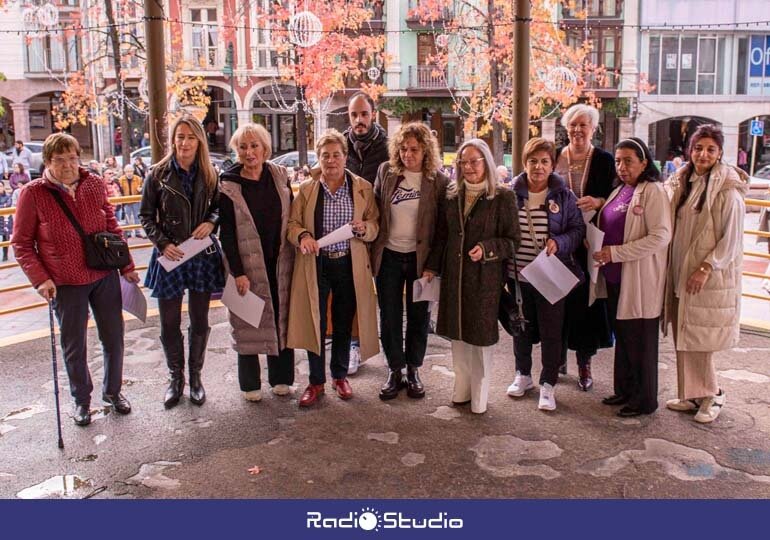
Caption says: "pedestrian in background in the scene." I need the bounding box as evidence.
[140,115,224,409]
[9,162,31,191]
[506,138,584,412]
[12,133,139,426]
[119,164,144,238]
[663,124,747,424]
[425,138,520,415]
[219,123,296,402]
[554,104,615,391]
[371,122,449,401]
[591,137,671,418]
[287,129,380,408]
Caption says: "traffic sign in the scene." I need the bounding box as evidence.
[750,119,764,137]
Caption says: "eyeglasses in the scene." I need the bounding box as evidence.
[456,157,485,168]
[51,156,80,166]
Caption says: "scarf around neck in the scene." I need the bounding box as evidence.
[45,167,79,200]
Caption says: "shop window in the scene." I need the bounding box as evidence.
[648,33,726,95]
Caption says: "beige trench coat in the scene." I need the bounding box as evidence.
[286,170,380,361]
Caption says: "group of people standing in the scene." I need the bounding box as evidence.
[11,98,746,429]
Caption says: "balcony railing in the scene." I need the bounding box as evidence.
[406,0,454,21]
[583,70,621,90]
[408,65,454,90]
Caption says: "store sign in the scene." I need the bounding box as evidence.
[748,35,770,96]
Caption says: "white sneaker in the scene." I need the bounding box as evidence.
[694,390,725,424]
[666,398,700,412]
[242,390,262,402]
[348,345,361,375]
[538,383,556,411]
[271,384,290,396]
[507,372,534,397]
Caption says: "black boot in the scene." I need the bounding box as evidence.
[406,366,425,399]
[379,369,405,401]
[188,327,210,406]
[161,332,185,409]
[578,363,594,391]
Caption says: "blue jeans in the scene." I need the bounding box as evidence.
[376,248,430,370]
[307,255,357,384]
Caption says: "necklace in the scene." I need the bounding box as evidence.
[566,145,593,195]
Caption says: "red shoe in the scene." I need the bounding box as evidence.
[299,384,325,407]
[332,378,353,400]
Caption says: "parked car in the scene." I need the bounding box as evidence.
[114,146,152,169]
[4,141,45,179]
[269,151,318,169]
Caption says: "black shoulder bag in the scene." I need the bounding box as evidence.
[49,189,130,270]
[499,253,529,338]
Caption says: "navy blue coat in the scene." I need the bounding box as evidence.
[513,172,585,283]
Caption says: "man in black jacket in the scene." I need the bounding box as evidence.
[343,92,389,375]
[343,92,389,184]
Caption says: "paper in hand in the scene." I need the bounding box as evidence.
[582,210,596,224]
[585,223,605,284]
[412,276,441,303]
[520,250,579,305]
[120,276,147,323]
[222,274,266,330]
[317,223,354,250]
[158,236,214,272]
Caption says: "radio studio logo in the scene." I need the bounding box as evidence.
[306,506,464,531]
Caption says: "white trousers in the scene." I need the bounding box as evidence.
[451,340,493,414]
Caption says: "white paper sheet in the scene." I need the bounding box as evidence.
[582,210,596,224]
[412,276,441,303]
[120,276,147,323]
[520,250,579,305]
[157,236,214,272]
[316,223,354,250]
[585,223,605,284]
[221,274,266,330]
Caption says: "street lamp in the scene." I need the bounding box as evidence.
[224,42,238,138]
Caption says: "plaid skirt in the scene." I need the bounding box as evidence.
[144,238,225,299]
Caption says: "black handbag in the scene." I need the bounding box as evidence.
[50,189,131,270]
[499,255,529,337]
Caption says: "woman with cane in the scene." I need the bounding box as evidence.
[13,133,139,428]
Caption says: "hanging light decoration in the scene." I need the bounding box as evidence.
[545,67,578,97]
[435,33,449,49]
[22,2,59,35]
[366,66,381,81]
[288,11,323,48]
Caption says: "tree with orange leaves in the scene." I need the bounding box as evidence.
[409,0,597,162]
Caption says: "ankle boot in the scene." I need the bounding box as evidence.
[406,366,425,399]
[161,332,185,409]
[188,327,210,406]
[379,369,405,401]
[578,362,593,391]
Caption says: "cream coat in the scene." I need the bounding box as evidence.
[590,181,672,319]
[286,170,380,361]
[662,163,748,352]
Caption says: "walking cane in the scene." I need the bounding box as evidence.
[48,302,64,449]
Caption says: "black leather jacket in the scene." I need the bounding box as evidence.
[139,161,220,252]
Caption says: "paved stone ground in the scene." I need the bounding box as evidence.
[1,307,770,499]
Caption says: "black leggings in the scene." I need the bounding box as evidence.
[158,290,212,340]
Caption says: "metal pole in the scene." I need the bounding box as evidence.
[750,116,759,177]
[145,0,168,164]
[511,0,531,176]
[228,43,238,138]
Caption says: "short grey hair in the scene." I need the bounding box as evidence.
[229,123,273,161]
[451,138,497,198]
[561,104,600,131]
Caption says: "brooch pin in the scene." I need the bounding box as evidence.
[632,205,644,215]
[548,199,560,213]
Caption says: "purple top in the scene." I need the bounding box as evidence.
[599,184,635,284]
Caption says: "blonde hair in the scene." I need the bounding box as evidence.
[155,114,217,192]
[448,138,497,198]
[388,122,442,178]
[315,128,348,156]
[522,137,555,167]
[229,123,272,161]
[43,133,81,163]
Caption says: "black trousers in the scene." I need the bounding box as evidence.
[158,290,211,346]
[376,248,430,370]
[237,259,294,390]
[53,272,125,406]
[307,255,357,385]
[607,282,659,413]
[511,280,566,386]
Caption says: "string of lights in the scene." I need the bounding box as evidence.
[0,14,769,36]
